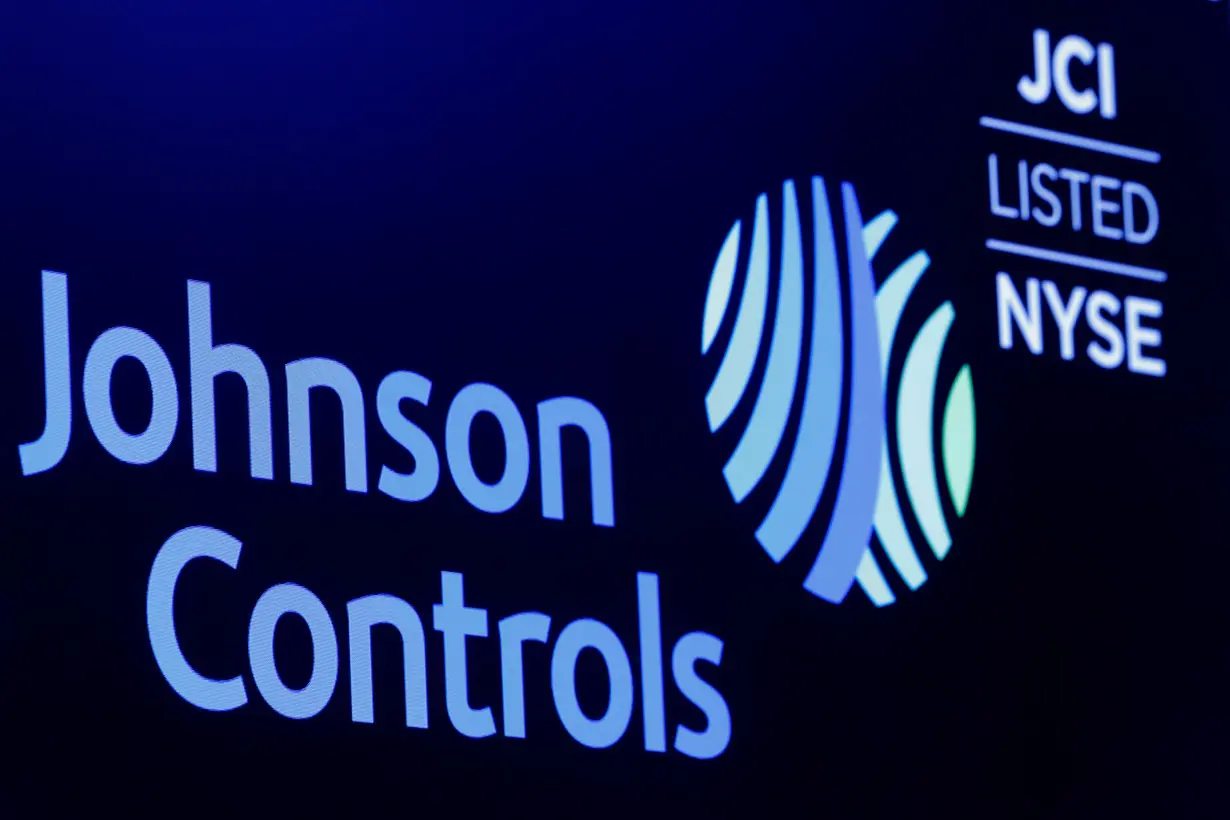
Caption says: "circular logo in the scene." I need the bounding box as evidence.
[701,177,976,606]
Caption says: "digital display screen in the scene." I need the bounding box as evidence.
[1,1,1226,814]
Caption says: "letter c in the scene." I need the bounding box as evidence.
[146,525,248,711]
[1053,35,1098,115]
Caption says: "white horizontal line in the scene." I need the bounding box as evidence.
[979,117,1162,164]
[986,239,1168,283]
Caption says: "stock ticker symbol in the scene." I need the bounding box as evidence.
[701,178,976,606]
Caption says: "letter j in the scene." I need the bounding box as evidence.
[19,271,72,475]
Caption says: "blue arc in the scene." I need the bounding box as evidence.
[755,177,844,563]
[867,249,932,594]
[705,195,770,432]
[723,180,804,502]
[702,221,742,355]
[803,183,884,604]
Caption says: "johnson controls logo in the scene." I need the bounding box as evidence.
[702,178,976,606]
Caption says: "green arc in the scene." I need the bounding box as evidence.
[942,365,975,518]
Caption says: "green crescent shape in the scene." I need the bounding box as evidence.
[942,365,975,518]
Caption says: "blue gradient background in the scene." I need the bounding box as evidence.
[0,1,1226,816]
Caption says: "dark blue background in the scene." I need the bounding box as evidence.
[0,1,1226,816]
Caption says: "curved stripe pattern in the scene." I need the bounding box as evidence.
[723,181,805,502]
[867,249,933,596]
[899,302,955,560]
[857,215,914,606]
[855,550,896,607]
[705,196,770,432]
[702,222,742,355]
[703,181,974,605]
[803,183,884,603]
[874,252,931,361]
[755,177,844,563]
[862,210,898,261]
[942,365,975,518]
